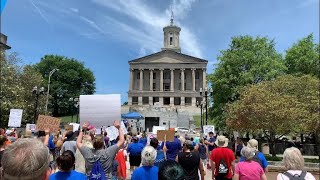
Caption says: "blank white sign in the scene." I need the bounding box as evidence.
[8,109,23,127]
[80,94,121,128]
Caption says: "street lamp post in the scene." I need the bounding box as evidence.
[196,100,205,133]
[45,68,59,115]
[33,86,45,124]
[69,97,79,123]
[200,87,213,126]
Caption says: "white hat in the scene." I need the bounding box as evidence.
[247,139,258,150]
[215,135,229,147]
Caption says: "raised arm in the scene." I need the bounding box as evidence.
[114,121,125,148]
[77,122,89,149]
[43,128,50,146]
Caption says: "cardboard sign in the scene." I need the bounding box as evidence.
[8,109,23,127]
[203,125,215,135]
[26,123,36,131]
[157,130,174,142]
[80,94,121,127]
[152,126,165,134]
[36,115,61,132]
[64,125,73,132]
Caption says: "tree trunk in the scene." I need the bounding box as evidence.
[270,131,276,157]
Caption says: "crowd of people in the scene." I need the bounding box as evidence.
[0,122,317,180]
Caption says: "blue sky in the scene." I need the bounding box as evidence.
[2,0,319,102]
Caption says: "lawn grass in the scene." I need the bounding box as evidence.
[58,115,79,123]
[193,115,201,127]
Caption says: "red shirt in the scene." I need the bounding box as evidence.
[210,147,235,178]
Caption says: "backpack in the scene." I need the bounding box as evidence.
[218,158,229,175]
[282,171,307,180]
[89,155,106,180]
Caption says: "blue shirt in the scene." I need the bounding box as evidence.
[48,135,55,150]
[160,137,182,160]
[139,138,148,147]
[154,150,165,167]
[131,166,158,180]
[240,151,268,169]
[49,170,86,180]
[128,143,144,155]
[208,137,216,151]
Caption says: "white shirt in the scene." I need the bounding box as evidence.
[277,170,316,180]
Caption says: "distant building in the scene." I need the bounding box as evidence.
[126,15,207,132]
[0,33,11,51]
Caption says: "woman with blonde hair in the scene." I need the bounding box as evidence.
[131,145,159,180]
[277,147,315,180]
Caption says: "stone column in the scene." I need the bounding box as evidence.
[170,97,174,106]
[181,96,185,106]
[192,68,196,91]
[149,69,153,91]
[180,68,185,91]
[160,68,164,91]
[192,97,196,106]
[128,96,132,105]
[129,69,134,91]
[139,69,144,91]
[159,97,164,106]
[203,68,207,90]
[149,96,153,105]
[170,68,174,91]
[138,96,142,105]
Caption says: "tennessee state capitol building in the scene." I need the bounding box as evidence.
[125,15,208,131]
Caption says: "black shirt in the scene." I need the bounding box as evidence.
[178,151,200,180]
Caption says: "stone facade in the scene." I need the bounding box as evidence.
[126,16,207,131]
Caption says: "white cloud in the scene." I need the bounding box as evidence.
[29,0,50,25]
[70,7,79,13]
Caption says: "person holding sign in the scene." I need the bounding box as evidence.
[160,134,182,161]
[128,136,144,174]
[77,121,124,179]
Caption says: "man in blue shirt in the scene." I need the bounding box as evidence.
[205,132,216,168]
[160,136,182,161]
[240,139,268,172]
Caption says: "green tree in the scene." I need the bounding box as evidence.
[226,75,319,156]
[208,36,287,130]
[35,55,96,117]
[285,34,320,78]
[0,53,45,127]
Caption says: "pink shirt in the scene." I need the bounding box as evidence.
[235,161,264,180]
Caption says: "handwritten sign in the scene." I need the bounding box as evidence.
[105,126,119,141]
[8,109,23,127]
[203,125,215,135]
[80,94,121,127]
[36,115,61,132]
[26,123,36,131]
[157,130,174,142]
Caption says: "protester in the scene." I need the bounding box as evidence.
[233,147,267,180]
[205,131,216,168]
[49,150,86,180]
[158,160,185,180]
[198,138,208,168]
[77,121,124,179]
[75,133,93,173]
[277,147,316,180]
[0,135,7,168]
[176,140,205,180]
[115,145,127,180]
[111,160,119,180]
[128,136,144,174]
[210,135,235,180]
[160,135,182,161]
[235,137,244,160]
[61,131,77,155]
[240,139,268,172]
[131,146,159,180]
[150,138,166,167]
[104,131,111,148]
[1,138,51,180]
[139,133,148,147]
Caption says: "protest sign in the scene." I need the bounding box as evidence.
[64,125,73,132]
[105,126,119,141]
[36,115,61,132]
[157,130,174,142]
[203,125,215,135]
[8,109,23,127]
[147,134,157,144]
[121,121,128,134]
[152,126,165,134]
[69,123,80,132]
[80,94,121,127]
[26,123,36,131]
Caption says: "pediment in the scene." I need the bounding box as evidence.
[129,50,207,64]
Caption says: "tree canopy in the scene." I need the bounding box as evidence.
[208,35,287,129]
[285,34,320,78]
[35,55,96,117]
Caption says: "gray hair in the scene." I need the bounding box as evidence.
[2,138,50,180]
[283,147,304,170]
[141,146,157,166]
[241,146,255,161]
